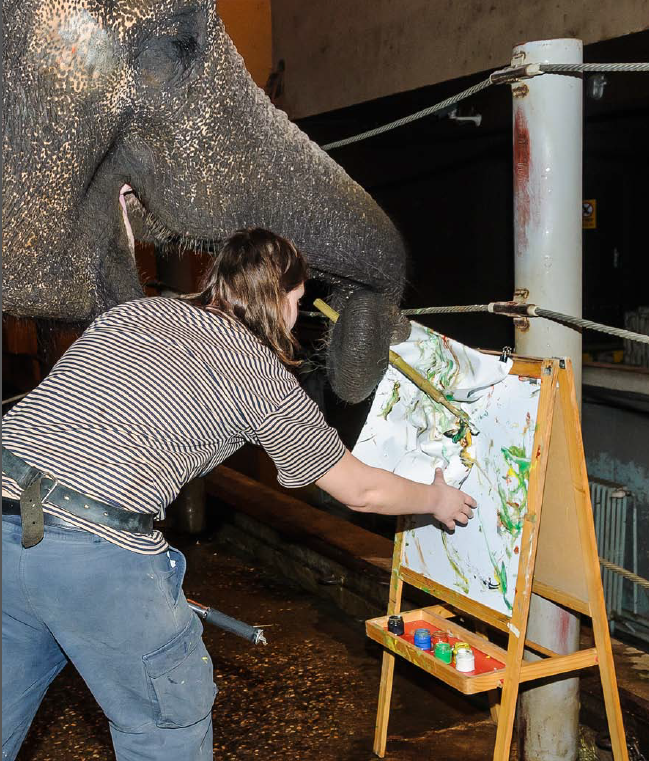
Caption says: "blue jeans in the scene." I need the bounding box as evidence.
[2,516,216,760]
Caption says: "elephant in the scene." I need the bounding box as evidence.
[2,0,409,403]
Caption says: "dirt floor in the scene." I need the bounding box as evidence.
[17,533,608,761]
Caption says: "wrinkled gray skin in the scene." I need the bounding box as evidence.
[2,0,409,402]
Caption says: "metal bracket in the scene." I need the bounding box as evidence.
[514,288,530,302]
[513,288,531,328]
[514,316,530,331]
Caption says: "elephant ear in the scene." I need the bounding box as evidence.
[326,290,411,404]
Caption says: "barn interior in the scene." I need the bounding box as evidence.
[3,2,649,760]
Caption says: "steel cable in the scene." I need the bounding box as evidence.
[533,307,649,345]
[2,392,29,406]
[321,62,649,152]
[541,62,649,73]
[402,304,490,316]
[300,303,649,345]
[321,77,494,151]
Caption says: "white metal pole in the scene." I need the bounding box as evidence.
[512,38,583,761]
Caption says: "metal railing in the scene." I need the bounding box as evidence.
[591,478,649,643]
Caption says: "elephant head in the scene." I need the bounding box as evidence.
[2,0,409,402]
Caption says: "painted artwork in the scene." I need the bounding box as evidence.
[352,323,541,616]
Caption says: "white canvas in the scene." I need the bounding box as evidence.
[352,323,541,616]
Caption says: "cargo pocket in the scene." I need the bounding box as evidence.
[143,613,217,728]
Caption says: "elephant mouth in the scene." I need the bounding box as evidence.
[118,184,218,258]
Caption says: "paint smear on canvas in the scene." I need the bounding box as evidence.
[353,323,540,616]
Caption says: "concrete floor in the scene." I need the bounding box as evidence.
[18,533,518,761]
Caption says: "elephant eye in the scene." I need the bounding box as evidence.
[136,14,202,87]
[137,34,198,86]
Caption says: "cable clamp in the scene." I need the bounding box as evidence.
[490,63,543,85]
[488,301,539,317]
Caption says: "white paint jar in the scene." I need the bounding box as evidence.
[455,649,476,672]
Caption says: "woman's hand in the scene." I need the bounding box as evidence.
[427,467,476,530]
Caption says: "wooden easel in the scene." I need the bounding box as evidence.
[366,356,629,760]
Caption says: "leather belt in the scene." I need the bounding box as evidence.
[3,498,83,530]
[2,447,154,547]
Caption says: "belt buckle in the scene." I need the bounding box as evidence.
[41,474,59,505]
[39,476,80,531]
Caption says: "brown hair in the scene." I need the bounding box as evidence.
[187,228,308,366]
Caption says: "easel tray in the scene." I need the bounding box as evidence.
[366,606,507,695]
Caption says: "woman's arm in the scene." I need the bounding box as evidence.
[315,450,476,530]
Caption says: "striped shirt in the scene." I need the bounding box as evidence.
[2,297,345,554]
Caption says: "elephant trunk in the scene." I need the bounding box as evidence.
[128,17,409,402]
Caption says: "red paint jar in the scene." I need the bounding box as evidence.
[431,630,448,646]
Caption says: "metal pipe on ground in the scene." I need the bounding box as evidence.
[512,38,583,761]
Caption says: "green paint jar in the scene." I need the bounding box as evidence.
[434,641,452,664]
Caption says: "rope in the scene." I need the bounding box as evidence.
[321,77,493,151]
[541,62,649,73]
[599,557,649,591]
[533,307,649,345]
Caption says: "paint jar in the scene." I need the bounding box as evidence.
[387,615,405,636]
[413,628,432,650]
[434,641,452,663]
[455,649,476,672]
[452,641,471,657]
[431,630,448,646]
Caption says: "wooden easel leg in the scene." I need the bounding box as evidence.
[591,615,629,761]
[558,364,629,761]
[374,650,397,757]
[492,674,519,760]
[373,568,404,757]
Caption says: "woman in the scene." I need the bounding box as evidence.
[2,228,475,761]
